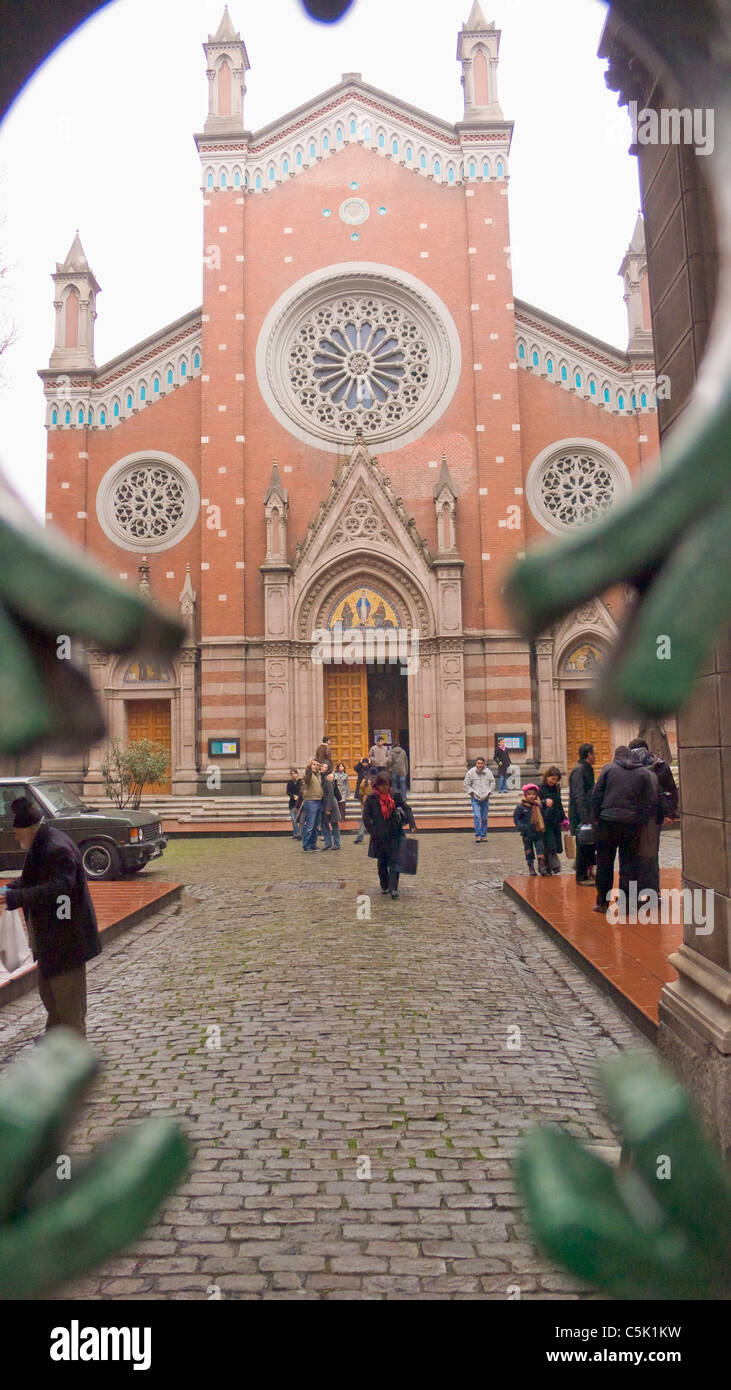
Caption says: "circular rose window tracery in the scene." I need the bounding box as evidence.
[96,452,200,553]
[526,439,631,536]
[256,265,461,452]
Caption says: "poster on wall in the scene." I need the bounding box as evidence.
[373,729,392,746]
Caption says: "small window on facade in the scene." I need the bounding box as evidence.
[88,408,93,424]
[167,369,173,384]
[100,409,106,425]
[255,174,261,190]
[364,125,371,140]
[641,390,647,407]
[482,161,489,177]
[350,119,356,134]
[420,153,426,168]
[603,386,610,402]
[406,146,413,162]
[323,135,329,151]
[309,142,315,157]
[560,365,567,382]
[194,352,200,369]
[590,379,596,395]
[221,172,227,188]
[497,159,504,176]
[378,132,384,148]
[434,159,440,176]
[631,391,637,408]
[234,171,240,187]
[65,409,70,424]
[448,166,455,182]
[518,344,525,360]
[532,351,539,366]
[52,408,58,425]
[207,173,213,188]
[392,139,398,155]
[113,401,119,417]
[575,372,582,389]
[468,161,475,178]
[181,361,187,377]
[127,393,133,408]
[336,126,343,142]
[618,393,625,410]
[283,158,289,174]
[547,358,553,374]
[140,385,146,401]
[269,166,275,181]
[296,150,302,165]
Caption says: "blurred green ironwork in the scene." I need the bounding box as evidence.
[0,1031,189,1299]
[515,1052,731,1299]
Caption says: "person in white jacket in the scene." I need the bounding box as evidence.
[463,758,496,842]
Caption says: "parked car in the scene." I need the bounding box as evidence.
[0,778,167,881]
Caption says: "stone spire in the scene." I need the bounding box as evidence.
[619,213,653,354]
[49,231,100,371]
[434,454,459,553]
[264,460,289,561]
[202,8,250,134]
[457,4,503,121]
[179,563,197,635]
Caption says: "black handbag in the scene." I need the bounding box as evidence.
[577,823,595,845]
[394,836,418,875]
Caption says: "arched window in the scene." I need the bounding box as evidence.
[575,372,582,389]
[631,391,637,408]
[217,58,231,118]
[406,145,413,162]
[52,408,58,425]
[154,377,160,393]
[244,172,249,188]
[497,159,504,177]
[309,142,316,157]
[193,352,201,369]
[88,408,93,424]
[296,149,302,166]
[434,159,441,176]
[448,165,455,183]
[167,369,174,385]
[100,409,106,426]
[589,379,597,396]
[323,134,329,151]
[113,401,120,418]
[518,343,525,360]
[364,124,371,141]
[603,385,610,402]
[78,407,84,424]
[140,384,146,402]
[234,170,240,187]
[392,139,398,156]
[65,408,70,424]
[532,350,539,367]
[268,166,275,182]
[378,131,385,148]
[282,158,289,175]
[560,364,568,382]
[207,172,213,189]
[618,393,625,410]
[255,174,261,190]
[126,393,133,409]
[482,160,489,177]
[641,390,647,407]
[546,357,553,374]
[468,161,475,178]
[181,360,187,377]
[420,152,426,169]
[221,172,227,188]
[336,126,343,142]
[64,288,80,350]
[350,119,356,135]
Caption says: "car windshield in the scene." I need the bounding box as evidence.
[34,782,86,813]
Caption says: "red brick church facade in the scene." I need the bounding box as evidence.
[39,4,661,796]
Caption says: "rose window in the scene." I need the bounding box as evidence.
[258,269,461,450]
[540,453,617,527]
[287,297,431,437]
[96,452,200,553]
[112,466,186,541]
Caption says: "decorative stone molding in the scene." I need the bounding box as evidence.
[96,451,200,554]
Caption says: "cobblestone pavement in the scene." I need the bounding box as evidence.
[0,827,681,1301]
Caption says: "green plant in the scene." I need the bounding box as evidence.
[100,736,169,808]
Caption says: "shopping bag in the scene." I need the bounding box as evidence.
[563,832,576,859]
[577,823,595,846]
[394,836,419,875]
[0,907,33,975]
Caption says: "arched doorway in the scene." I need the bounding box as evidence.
[322,584,409,772]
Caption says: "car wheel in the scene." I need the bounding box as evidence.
[80,841,121,881]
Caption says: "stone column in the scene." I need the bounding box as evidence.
[80,649,110,796]
[535,637,559,766]
[173,647,199,795]
[658,629,731,1156]
[433,557,467,790]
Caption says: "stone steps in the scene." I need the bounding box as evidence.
[95,791,525,822]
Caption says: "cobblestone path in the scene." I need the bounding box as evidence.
[1,830,680,1300]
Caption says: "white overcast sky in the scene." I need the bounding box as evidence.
[0,0,640,518]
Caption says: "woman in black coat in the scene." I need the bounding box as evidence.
[362,772,416,899]
[538,766,569,874]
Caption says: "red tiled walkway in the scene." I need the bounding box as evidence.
[503,869,682,1040]
[0,878,181,1005]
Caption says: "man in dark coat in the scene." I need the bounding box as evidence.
[362,772,416,898]
[568,743,596,886]
[591,747,658,913]
[628,737,679,895]
[0,797,101,1035]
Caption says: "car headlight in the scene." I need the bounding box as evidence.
[129,828,141,842]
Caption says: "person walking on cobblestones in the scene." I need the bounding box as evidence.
[286,768,303,839]
[569,743,597,886]
[538,766,569,873]
[463,757,495,842]
[0,796,101,1035]
[300,760,324,851]
[363,772,416,899]
[513,784,550,876]
[321,772,342,850]
[387,741,409,798]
